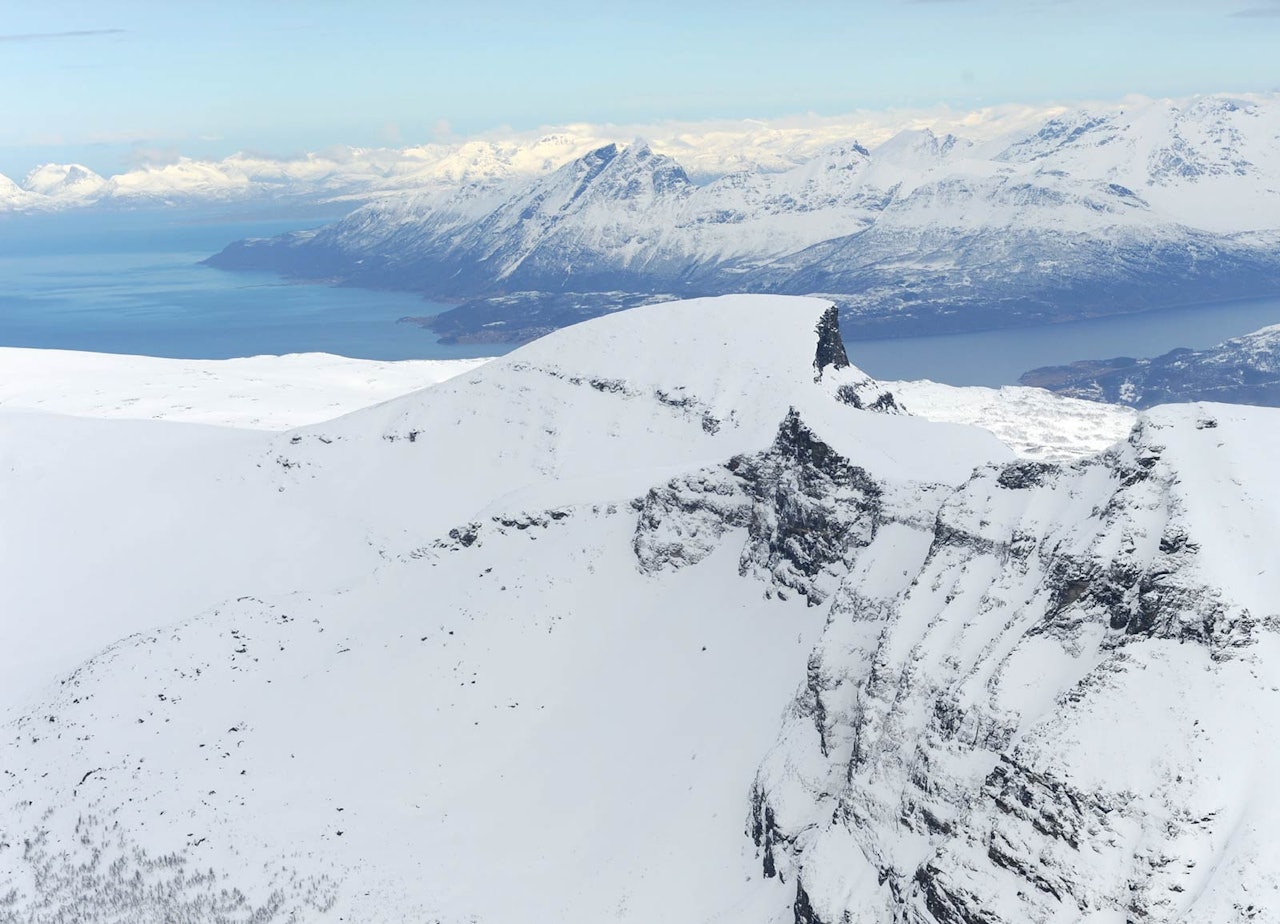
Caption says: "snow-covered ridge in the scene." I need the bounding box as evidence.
[2,296,1273,923]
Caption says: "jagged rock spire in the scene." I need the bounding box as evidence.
[813,304,851,381]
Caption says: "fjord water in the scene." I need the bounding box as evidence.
[0,210,497,362]
[846,295,1280,386]
[3,209,1279,382]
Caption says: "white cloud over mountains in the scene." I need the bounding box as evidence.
[0,92,1265,214]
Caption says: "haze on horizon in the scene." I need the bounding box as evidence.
[2,0,1278,179]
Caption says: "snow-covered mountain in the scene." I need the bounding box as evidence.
[208,94,1280,340]
[0,171,38,210]
[0,100,1083,214]
[21,163,109,201]
[0,136,596,213]
[3,295,1278,922]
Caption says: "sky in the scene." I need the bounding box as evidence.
[0,0,1277,178]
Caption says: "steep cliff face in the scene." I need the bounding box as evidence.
[634,408,898,606]
[748,405,1280,923]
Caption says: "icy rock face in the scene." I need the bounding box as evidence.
[749,406,1280,923]
[631,306,903,604]
[634,409,890,605]
[631,304,917,604]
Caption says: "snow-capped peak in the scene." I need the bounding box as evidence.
[21,162,107,199]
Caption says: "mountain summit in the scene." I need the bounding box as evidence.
[2,295,1279,921]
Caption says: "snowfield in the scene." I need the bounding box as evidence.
[0,348,488,429]
[3,295,1272,923]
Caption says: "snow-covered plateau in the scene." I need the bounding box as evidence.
[203,94,1280,340]
[0,348,487,430]
[6,295,1280,923]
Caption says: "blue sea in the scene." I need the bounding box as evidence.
[0,210,497,362]
[3,208,1279,385]
[847,295,1280,386]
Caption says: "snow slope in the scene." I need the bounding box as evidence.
[888,380,1136,460]
[0,348,488,429]
[0,411,395,715]
[1,295,1270,923]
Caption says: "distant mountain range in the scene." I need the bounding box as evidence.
[0,101,1073,213]
[1021,321,1280,407]
[204,94,1280,339]
[0,139,588,213]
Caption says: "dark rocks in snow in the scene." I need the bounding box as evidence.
[994,460,1056,490]
[748,408,1275,924]
[634,407,884,605]
[835,382,902,414]
[792,879,827,924]
[446,524,480,548]
[912,863,1002,924]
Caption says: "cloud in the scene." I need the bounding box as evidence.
[127,144,184,169]
[0,28,124,43]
